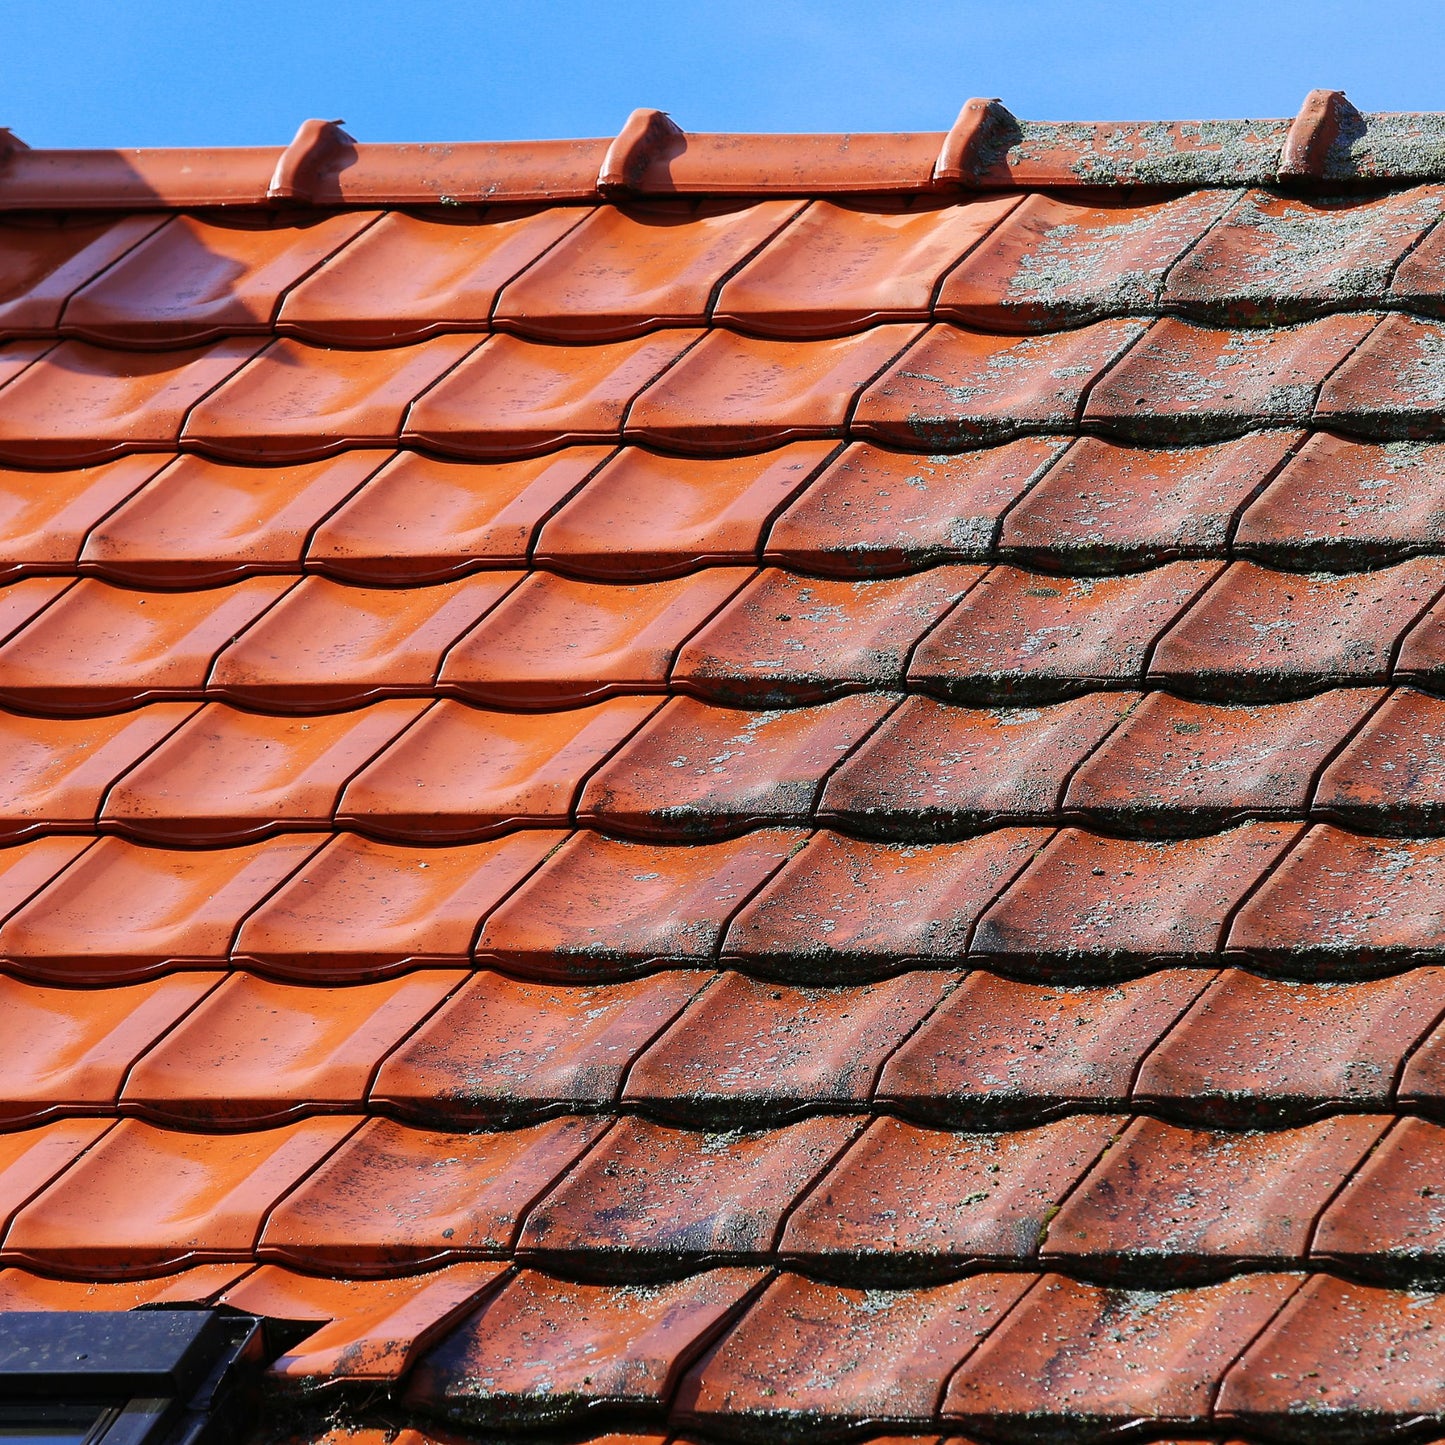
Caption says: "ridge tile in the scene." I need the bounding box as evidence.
[120,969,459,1125]
[277,206,589,345]
[713,194,1022,337]
[494,199,802,340]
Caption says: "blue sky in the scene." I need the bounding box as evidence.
[6,0,1444,147]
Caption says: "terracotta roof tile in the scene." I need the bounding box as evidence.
[61,212,379,346]
[877,969,1213,1126]
[1314,687,1445,830]
[306,448,611,583]
[579,693,895,838]
[405,1267,765,1427]
[80,450,389,584]
[405,330,700,458]
[936,191,1236,329]
[712,195,1022,336]
[0,338,264,463]
[854,319,1147,449]
[476,829,798,977]
[260,1115,606,1271]
[627,324,922,452]
[723,831,1046,978]
[234,831,561,980]
[822,692,1135,836]
[675,564,981,705]
[0,1119,113,1237]
[277,207,589,345]
[518,1114,860,1272]
[102,699,425,842]
[339,696,659,841]
[440,568,751,707]
[535,442,833,578]
[677,1272,1031,1437]
[623,970,955,1125]
[0,972,217,1123]
[765,438,1066,576]
[1134,967,1445,1124]
[3,1115,355,1274]
[371,969,707,1125]
[120,969,459,1124]
[494,200,801,340]
[1318,313,1445,438]
[0,1263,248,1310]
[781,1114,1119,1280]
[1161,187,1445,323]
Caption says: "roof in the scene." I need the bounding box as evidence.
[2,88,1445,1440]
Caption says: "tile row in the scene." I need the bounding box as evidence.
[9,189,1445,351]
[13,430,1445,589]
[15,309,1445,465]
[9,822,1445,982]
[8,963,1445,1129]
[12,555,1445,714]
[18,685,1445,845]
[5,1254,1441,1442]
[2,1106,1444,1286]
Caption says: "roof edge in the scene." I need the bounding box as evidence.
[6,93,1445,209]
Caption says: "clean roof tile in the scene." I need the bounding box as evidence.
[404,330,699,458]
[1135,967,1445,1124]
[475,829,798,978]
[1086,314,1378,443]
[0,973,217,1124]
[854,319,1147,449]
[207,573,520,710]
[278,207,588,345]
[936,191,1235,329]
[370,969,707,1125]
[494,199,801,340]
[233,831,560,981]
[260,1115,605,1271]
[765,438,1067,576]
[3,1116,356,1274]
[62,212,379,345]
[910,561,1221,703]
[535,442,833,578]
[822,691,1135,837]
[0,834,320,983]
[675,564,980,705]
[579,692,894,839]
[0,1263,246,1311]
[877,969,1213,1128]
[626,325,921,452]
[0,338,264,464]
[0,1119,113,1236]
[340,696,659,842]
[182,335,480,462]
[80,451,388,584]
[0,575,293,712]
[723,830,1046,979]
[102,700,424,843]
[120,969,458,1126]
[623,970,955,1125]
[440,568,750,707]
[1001,432,1299,568]
[713,194,1022,336]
